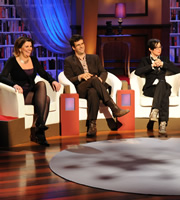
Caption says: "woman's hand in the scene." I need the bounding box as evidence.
[13,84,23,93]
[52,81,61,92]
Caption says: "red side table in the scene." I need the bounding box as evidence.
[60,93,79,136]
[116,90,135,131]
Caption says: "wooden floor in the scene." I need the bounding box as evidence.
[1,129,180,200]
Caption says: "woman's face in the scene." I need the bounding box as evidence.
[19,41,33,58]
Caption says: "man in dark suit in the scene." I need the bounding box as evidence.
[64,34,129,137]
[135,38,180,135]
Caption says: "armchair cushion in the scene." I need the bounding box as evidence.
[130,70,180,118]
[79,99,87,108]
[58,71,122,120]
[24,106,34,115]
[58,71,122,102]
[0,76,63,129]
[35,76,64,126]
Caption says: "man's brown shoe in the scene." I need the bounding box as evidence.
[87,120,97,137]
[112,108,130,118]
[106,98,130,118]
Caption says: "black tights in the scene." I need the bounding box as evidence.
[25,81,50,127]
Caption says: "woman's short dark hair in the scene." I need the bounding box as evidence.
[13,36,34,56]
[69,34,83,47]
[147,39,161,50]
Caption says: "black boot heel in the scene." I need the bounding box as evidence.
[31,129,50,147]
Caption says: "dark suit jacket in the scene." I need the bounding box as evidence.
[64,54,107,87]
[135,56,180,92]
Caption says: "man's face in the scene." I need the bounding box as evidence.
[149,42,162,57]
[72,39,85,56]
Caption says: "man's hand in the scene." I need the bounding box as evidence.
[95,75,102,82]
[80,73,93,81]
[153,59,163,67]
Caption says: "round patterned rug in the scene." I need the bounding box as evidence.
[49,137,180,195]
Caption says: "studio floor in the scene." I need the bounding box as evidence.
[1,128,180,200]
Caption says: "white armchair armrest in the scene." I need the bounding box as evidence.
[106,72,122,102]
[0,83,25,118]
[58,72,77,93]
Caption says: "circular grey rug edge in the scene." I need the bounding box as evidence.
[49,138,180,196]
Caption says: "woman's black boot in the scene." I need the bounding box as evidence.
[31,126,49,146]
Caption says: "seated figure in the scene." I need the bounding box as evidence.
[135,38,180,135]
[1,36,61,146]
[64,34,129,137]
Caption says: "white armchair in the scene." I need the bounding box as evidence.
[0,76,64,129]
[58,72,122,121]
[130,70,180,118]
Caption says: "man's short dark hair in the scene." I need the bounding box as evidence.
[69,34,83,47]
[147,39,161,50]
